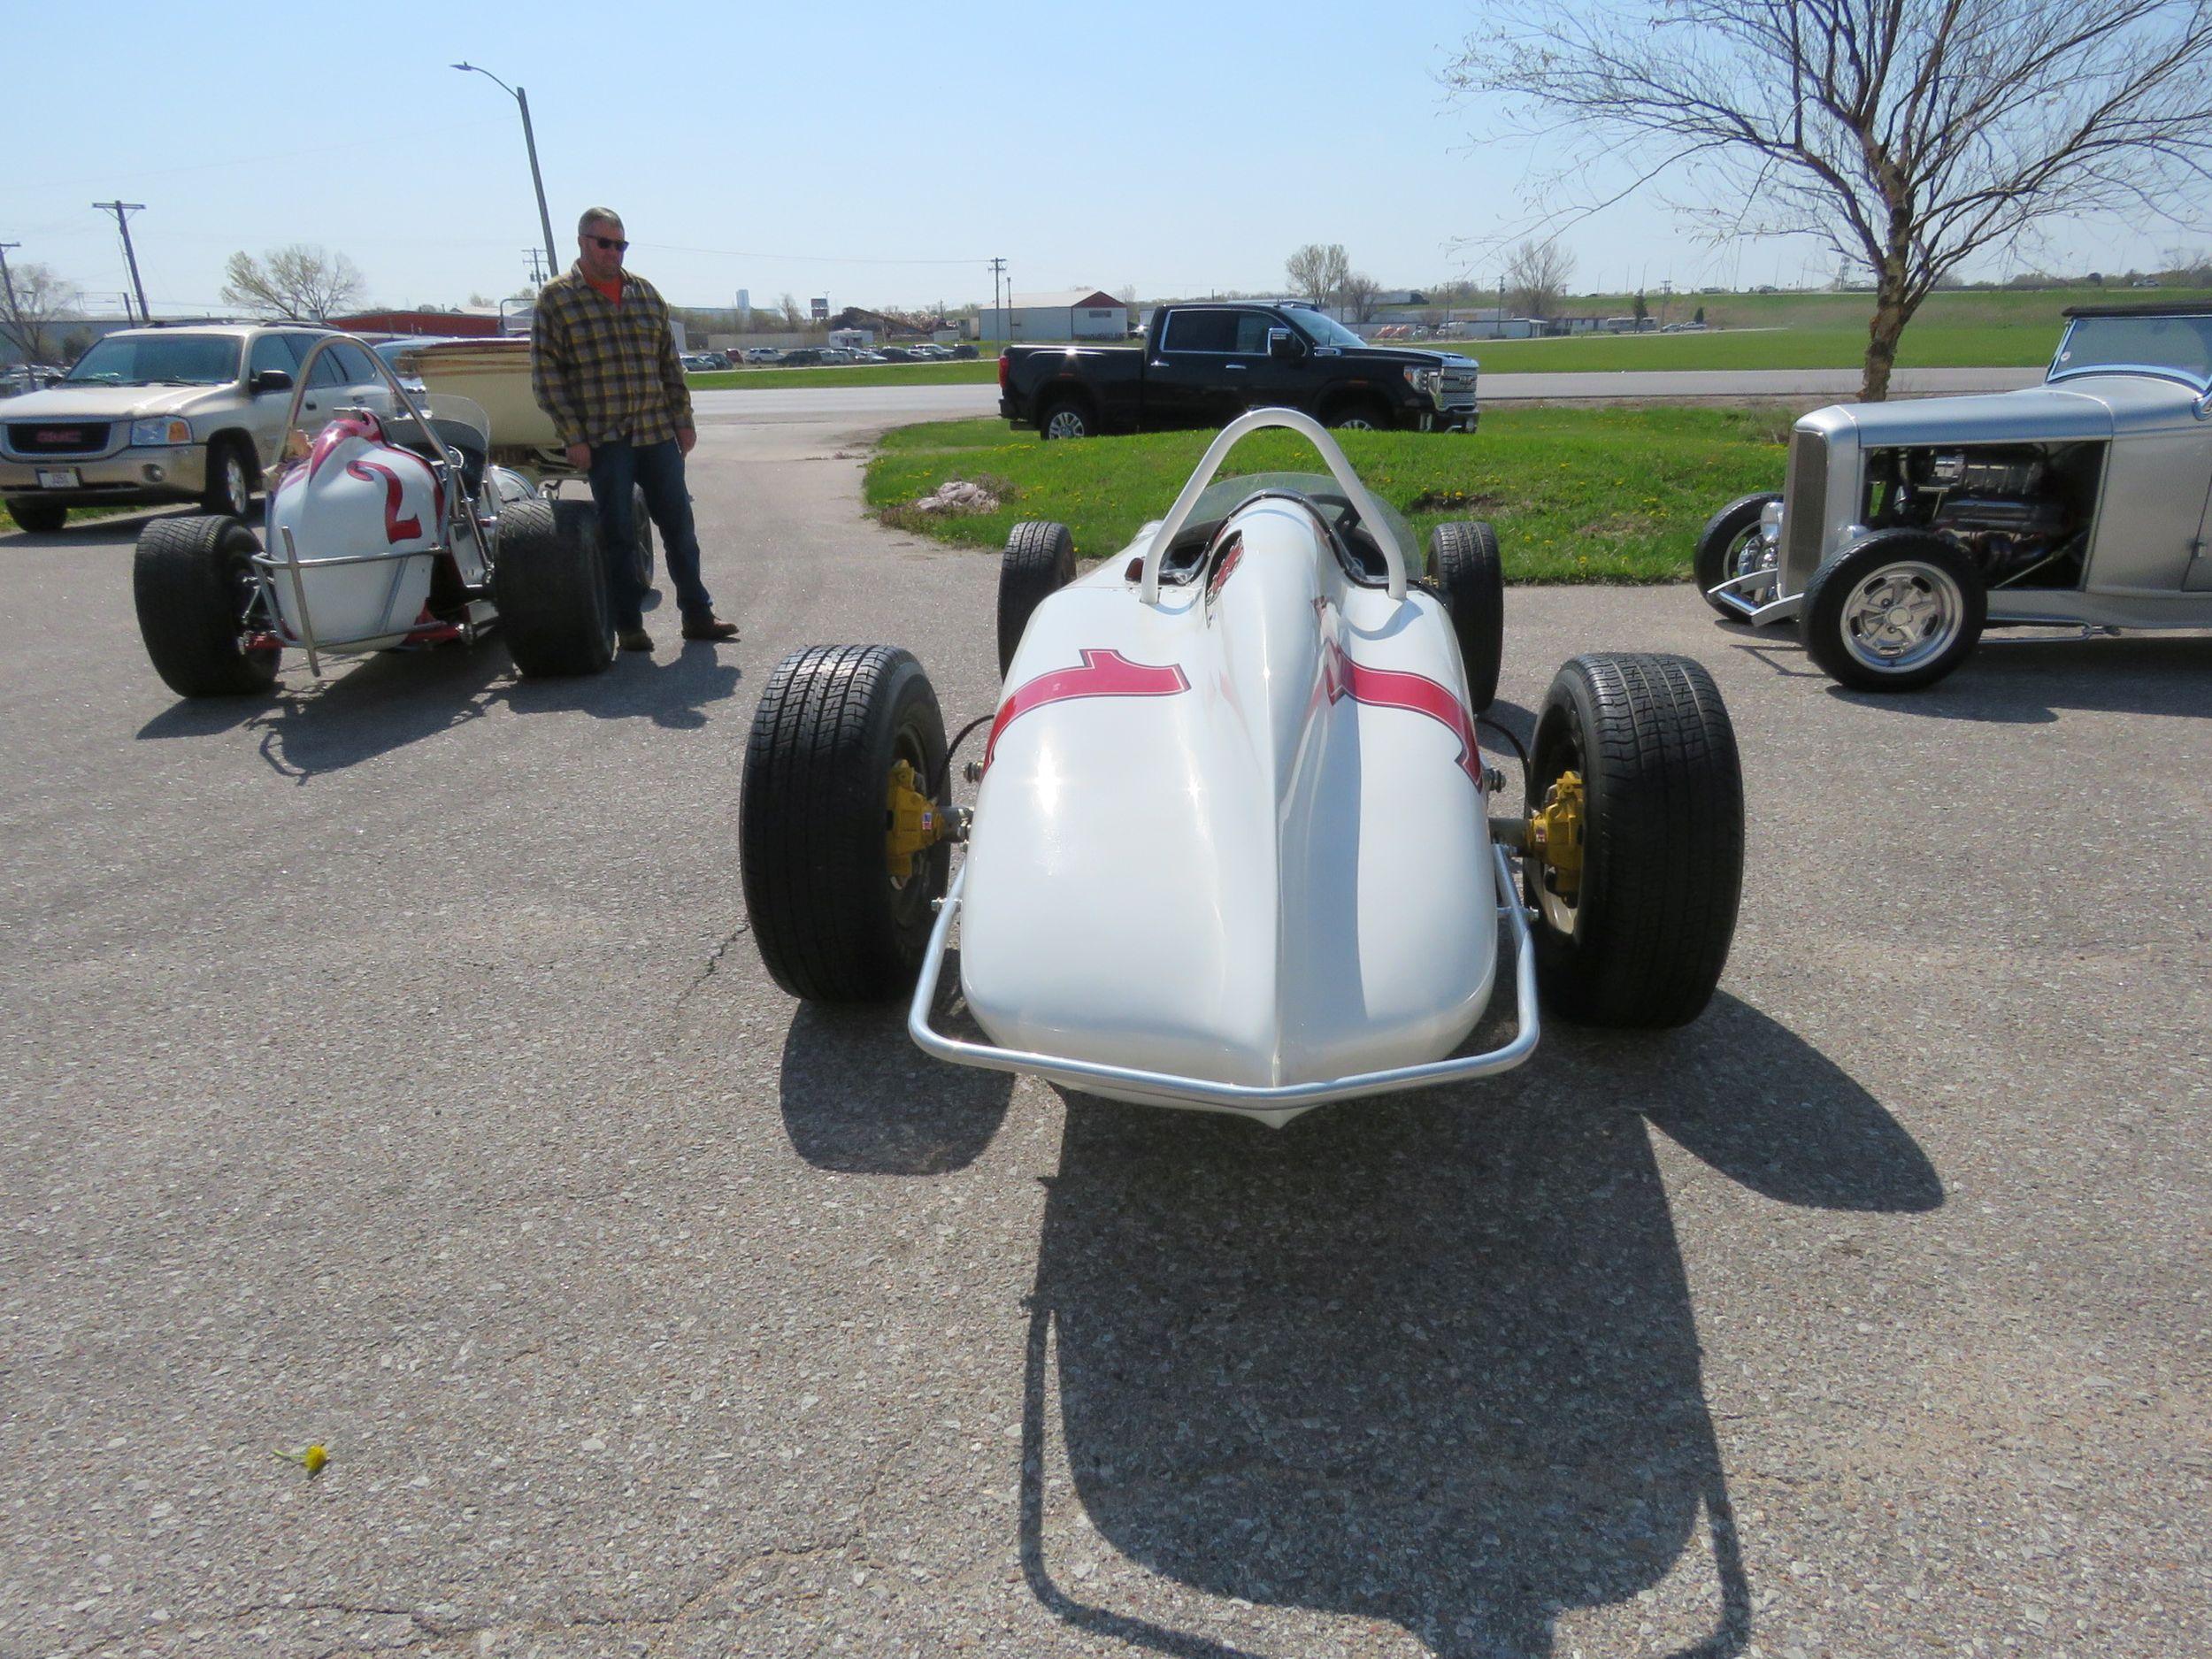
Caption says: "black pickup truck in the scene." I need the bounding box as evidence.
[996,303,1479,439]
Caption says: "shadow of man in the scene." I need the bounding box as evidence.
[495,641,742,731]
[1021,994,1940,1659]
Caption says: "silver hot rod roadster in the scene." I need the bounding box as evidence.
[1698,302,2212,690]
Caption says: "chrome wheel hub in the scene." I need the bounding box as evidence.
[1840,561,1962,672]
[1043,410,1086,439]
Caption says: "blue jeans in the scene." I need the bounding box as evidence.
[586,437,712,630]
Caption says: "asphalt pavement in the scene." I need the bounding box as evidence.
[1,397,2207,1659]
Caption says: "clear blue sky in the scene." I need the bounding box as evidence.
[1,0,2186,319]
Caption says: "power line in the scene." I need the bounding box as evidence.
[634,238,987,268]
[92,202,149,323]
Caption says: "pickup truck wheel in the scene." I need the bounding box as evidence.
[495,498,615,677]
[997,520,1076,677]
[200,436,255,518]
[7,498,66,534]
[1693,492,1782,618]
[134,514,280,698]
[741,644,951,1002]
[1800,530,1985,692]
[630,484,657,594]
[1039,399,1093,441]
[1524,653,1743,1028]
[1327,403,1391,432]
[1429,520,1504,711]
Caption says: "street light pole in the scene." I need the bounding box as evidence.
[454,63,557,285]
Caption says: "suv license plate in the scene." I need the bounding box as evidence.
[35,468,80,489]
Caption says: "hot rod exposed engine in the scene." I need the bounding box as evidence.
[1867,443,2099,589]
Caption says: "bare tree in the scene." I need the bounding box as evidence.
[0,260,82,364]
[780,291,807,329]
[1340,272,1385,323]
[1285,242,1353,308]
[1502,238,1576,319]
[220,245,366,322]
[1448,1,2212,399]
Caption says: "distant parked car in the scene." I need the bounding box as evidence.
[846,349,886,364]
[877,347,913,362]
[779,348,824,367]
[742,346,784,365]
[949,343,979,359]
[818,348,854,365]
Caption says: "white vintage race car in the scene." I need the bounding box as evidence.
[741,409,1746,1126]
[133,334,632,698]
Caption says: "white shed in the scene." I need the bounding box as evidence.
[975,289,1128,342]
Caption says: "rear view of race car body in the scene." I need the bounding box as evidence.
[741,409,1746,1126]
[133,334,623,699]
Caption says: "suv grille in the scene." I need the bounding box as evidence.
[10,421,111,456]
[1435,367,1478,404]
[1784,428,1828,579]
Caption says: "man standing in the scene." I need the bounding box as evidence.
[531,206,737,649]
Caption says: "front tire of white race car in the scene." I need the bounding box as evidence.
[1524,653,1743,1028]
[495,499,616,678]
[997,520,1076,677]
[134,515,280,698]
[1429,519,1503,711]
[741,645,951,1002]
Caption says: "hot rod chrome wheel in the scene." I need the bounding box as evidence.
[1692,491,1782,618]
[1801,530,1986,693]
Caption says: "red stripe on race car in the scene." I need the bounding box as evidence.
[1322,639,1482,787]
[343,457,424,543]
[983,648,1191,768]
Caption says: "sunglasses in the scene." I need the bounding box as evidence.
[589,234,629,252]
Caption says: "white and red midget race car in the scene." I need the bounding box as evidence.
[741,410,1745,1126]
[132,334,625,698]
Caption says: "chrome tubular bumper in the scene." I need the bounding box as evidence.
[906,844,1541,1114]
[1703,569,1803,625]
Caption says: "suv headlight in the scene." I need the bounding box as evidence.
[129,417,194,446]
[1402,366,1439,397]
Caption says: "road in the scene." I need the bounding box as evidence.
[690,365,2042,426]
[1,396,2207,1659]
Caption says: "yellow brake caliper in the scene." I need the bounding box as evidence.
[885,759,948,880]
[1526,770,1586,900]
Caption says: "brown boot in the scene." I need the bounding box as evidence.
[680,614,739,641]
[618,627,653,652]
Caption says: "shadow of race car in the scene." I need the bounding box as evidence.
[741,408,1747,1127]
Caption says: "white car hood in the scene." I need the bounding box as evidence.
[956,498,1498,1102]
[2,383,222,421]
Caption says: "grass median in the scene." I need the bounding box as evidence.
[864,410,1791,583]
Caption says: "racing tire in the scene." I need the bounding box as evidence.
[7,498,66,534]
[741,644,951,1002]
[997,519,1077,678]
[1800,530,1985,693]
[1429,519,1504,711]
[495,498,615,678]
[1524,653,1743,1028]
[1038,397,1093,441]
[199,435,255,518]
[134,514,280,698]
[630,484,657,593]
[1692,492,1782,618]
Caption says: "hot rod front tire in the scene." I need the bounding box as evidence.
[997,519,1076,677]
[1800,530,1985,693]
[134,515,279,698]
[1693,492,1781,618]
[741,644,951,1002]
[1430,519,1504,711]
[496,498,615,678]
[1524,653,1743,1028]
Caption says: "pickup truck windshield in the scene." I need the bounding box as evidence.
[1284,310,1369,351]
[2050,314,2212,391]
[65,334,242,387]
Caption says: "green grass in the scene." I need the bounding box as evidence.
[687,359,998,390]
[864,409,1794,583]
[1455,321,2050,373]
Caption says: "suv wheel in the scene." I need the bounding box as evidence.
[201,437,254,518]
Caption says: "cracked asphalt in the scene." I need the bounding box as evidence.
[2,397,2208,1659]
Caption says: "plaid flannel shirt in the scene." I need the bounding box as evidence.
[530,263,694,450]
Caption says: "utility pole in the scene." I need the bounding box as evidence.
[987,257,1006,338]
[455,65,558,283]
[93,202,149,323]
[524,248,546,286]
[0,243,20,364]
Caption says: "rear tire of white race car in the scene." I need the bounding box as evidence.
[1523,653,1743,1028]
[496,498,615,678]
[134,515,280,698]
[1429,519,1503,711]
[997,520,1076,677]
[741,644,951,1002]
